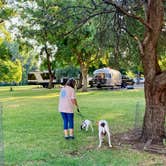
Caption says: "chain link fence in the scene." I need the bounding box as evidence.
[134,101,145,130]
[0,103,4,166]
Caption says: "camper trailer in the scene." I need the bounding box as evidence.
[89,68,122,88]
[28,71,56,88]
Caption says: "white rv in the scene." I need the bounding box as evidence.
[28,71,56,88]
[89,67,122,88]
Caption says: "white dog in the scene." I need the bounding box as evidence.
[98,120,112,148]
[80,120,94,132]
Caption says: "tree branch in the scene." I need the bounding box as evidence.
[102,0,152,30]
[121,27,144,57]
[63,10,114,36]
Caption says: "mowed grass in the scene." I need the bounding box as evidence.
[1,86,166,166]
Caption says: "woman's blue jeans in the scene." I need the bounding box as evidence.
[61,112,74,129]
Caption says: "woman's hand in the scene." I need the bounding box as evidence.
[77,107,80,112]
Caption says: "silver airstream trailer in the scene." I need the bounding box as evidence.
[89,67,122,88]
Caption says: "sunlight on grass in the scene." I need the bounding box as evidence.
[0,85,38,91]
[77,91,95,95]
[1,96,26,102]
[100,112,124,120]
[2,94,59,102]
[6,104,20,108]
[30,93,59,99]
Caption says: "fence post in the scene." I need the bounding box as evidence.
[0,103,4,166]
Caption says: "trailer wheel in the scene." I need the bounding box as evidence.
[90,84,93,88]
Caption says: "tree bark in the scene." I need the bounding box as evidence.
[77,53,89,92]
[44,45,54,89]
[80,63,88,92]
[77,72,83,89]
[140,0,166,144]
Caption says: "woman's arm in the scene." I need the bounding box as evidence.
[71,98,79,108]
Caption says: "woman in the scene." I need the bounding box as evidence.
[58,78,79,139]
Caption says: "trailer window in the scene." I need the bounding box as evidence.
[28,74,36,80]
[106,73,111,78]
[41,73,50,80]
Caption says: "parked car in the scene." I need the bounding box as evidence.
[121,75,135,88]
[133,77,145,84]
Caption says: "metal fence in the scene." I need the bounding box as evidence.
[0,103,4,166]
[134,101,144,130]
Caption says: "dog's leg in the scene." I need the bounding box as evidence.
[98,133,102,148]
[105,126,112,147]
[85,124,89,131]
[107,131,112,148]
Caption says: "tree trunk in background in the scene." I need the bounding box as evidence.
[140,0,166,144]
[77,53,88,92]
[77,72,83,89]
[80,63,88,92]
[44,45,54,89]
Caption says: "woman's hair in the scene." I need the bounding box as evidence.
[66,78,76,88]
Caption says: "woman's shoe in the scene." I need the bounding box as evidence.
[69,136,74,139]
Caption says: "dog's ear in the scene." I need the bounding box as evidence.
[101,122,105,127]
[80,125,83,130]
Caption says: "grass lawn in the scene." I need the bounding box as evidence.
[0,86,166,166]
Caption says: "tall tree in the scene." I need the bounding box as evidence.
[62,0,166,145]
[18,41,39,84]
[9,0,59,88]
[137,0,165,144]
[57,23,102,91]
[0,59,22,83]
[0,1,22,84]
[101,0,166,144]
[0,41,22,84]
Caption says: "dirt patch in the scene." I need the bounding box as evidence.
[112,128,166,155]
[68,150,81,156]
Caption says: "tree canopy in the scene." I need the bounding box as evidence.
[0,1,22,83]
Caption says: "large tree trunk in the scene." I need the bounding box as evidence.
[142,82,166,144]
[140,0,166,144]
